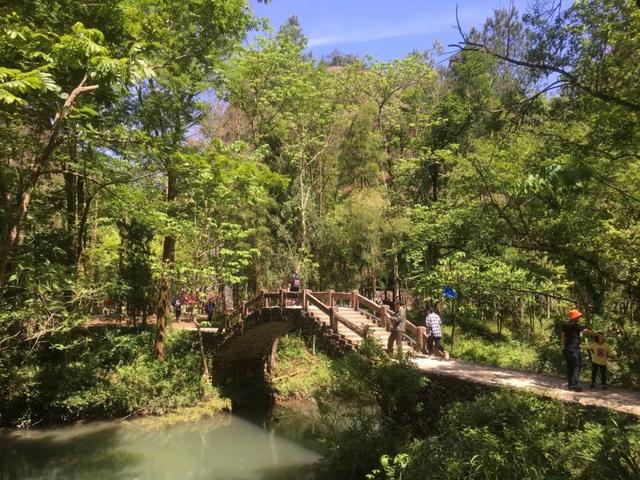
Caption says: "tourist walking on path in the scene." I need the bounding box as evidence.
[589,332,612,389]
[425,306,446,357]
[173,297,182,322]
[561,309,595,392]
[387,300,406,355]
[206,296,216,323]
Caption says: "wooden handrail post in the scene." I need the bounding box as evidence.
[381,305,390,331]
[260,289,267,308]
[329,307,338,333]
[241,300,247,318]
[328,289,334,307]
[351,289,359,309]
[303,289,310,311]
[279,289,285,308]
[417,326,427,354]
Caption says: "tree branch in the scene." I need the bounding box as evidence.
[449,39,640,113]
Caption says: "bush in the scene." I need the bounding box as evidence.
[272,334,334,399]
[320,410,405,480]
[403,391,640,480]
[0,327,216,426]
[452,335,538,371]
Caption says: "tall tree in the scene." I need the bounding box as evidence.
[0,4,147,287]
[120,0,255,359]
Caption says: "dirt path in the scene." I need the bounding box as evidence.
[412,356,640,417]
[83,315,218,332]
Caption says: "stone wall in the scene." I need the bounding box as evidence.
[236,307,356,356]
[416,371,618,427]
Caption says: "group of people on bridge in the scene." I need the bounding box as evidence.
[386,302,446,358]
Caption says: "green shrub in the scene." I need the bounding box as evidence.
[320,410,405,480]
[272,334,335,399]
[403,391,640,480]
[0,327,217,426]
[452,335,538,371]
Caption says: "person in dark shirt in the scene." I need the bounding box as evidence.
[173,297,182,322]
[206,296,216,323]
[561,309,595,392]
[387,300,406,356]
[289,270,301,292]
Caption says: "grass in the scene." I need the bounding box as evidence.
[133,395,231,430]
[450,335,539,371]
[414,316,569,377]
[272,334,335,399]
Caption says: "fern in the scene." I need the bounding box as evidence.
[0,69,60,105]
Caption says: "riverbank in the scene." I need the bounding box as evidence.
[267,333,640,480]
[3,324,639,480]
[1,326,225,428]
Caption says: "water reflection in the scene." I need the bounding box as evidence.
[0,412,321,480]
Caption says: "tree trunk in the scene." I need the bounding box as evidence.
[154,274,170,361]
[450,299,458,350]
[154,166,178,360]
[299,171,309,251]
[0,184,35,287]
[0,76,98,287]
[75,148,87,267]
[195,320,211,382]
[372,270,377,300]
[430,160,439,203]
[63,161,77,267]
[393,252,400,301]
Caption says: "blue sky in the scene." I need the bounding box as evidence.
[249,0,529,60]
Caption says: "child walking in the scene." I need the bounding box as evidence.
[589,332,612,389]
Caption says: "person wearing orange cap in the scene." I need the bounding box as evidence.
[560,308,595,392]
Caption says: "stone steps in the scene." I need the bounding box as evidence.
[307,305,412,351]
[307,306,363,342]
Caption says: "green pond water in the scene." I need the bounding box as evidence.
[0,405,324,480]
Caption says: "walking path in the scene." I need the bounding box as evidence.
[412,356,640,417]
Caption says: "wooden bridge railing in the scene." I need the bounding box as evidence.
[353,293,420,349]
[238,289,422,352]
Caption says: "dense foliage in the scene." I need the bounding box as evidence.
[265,332,640,480]
[1,327,220,427]
[403,392,640,480]
[1,5,639,476]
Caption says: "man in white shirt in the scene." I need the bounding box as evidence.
[425,306,446,357]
